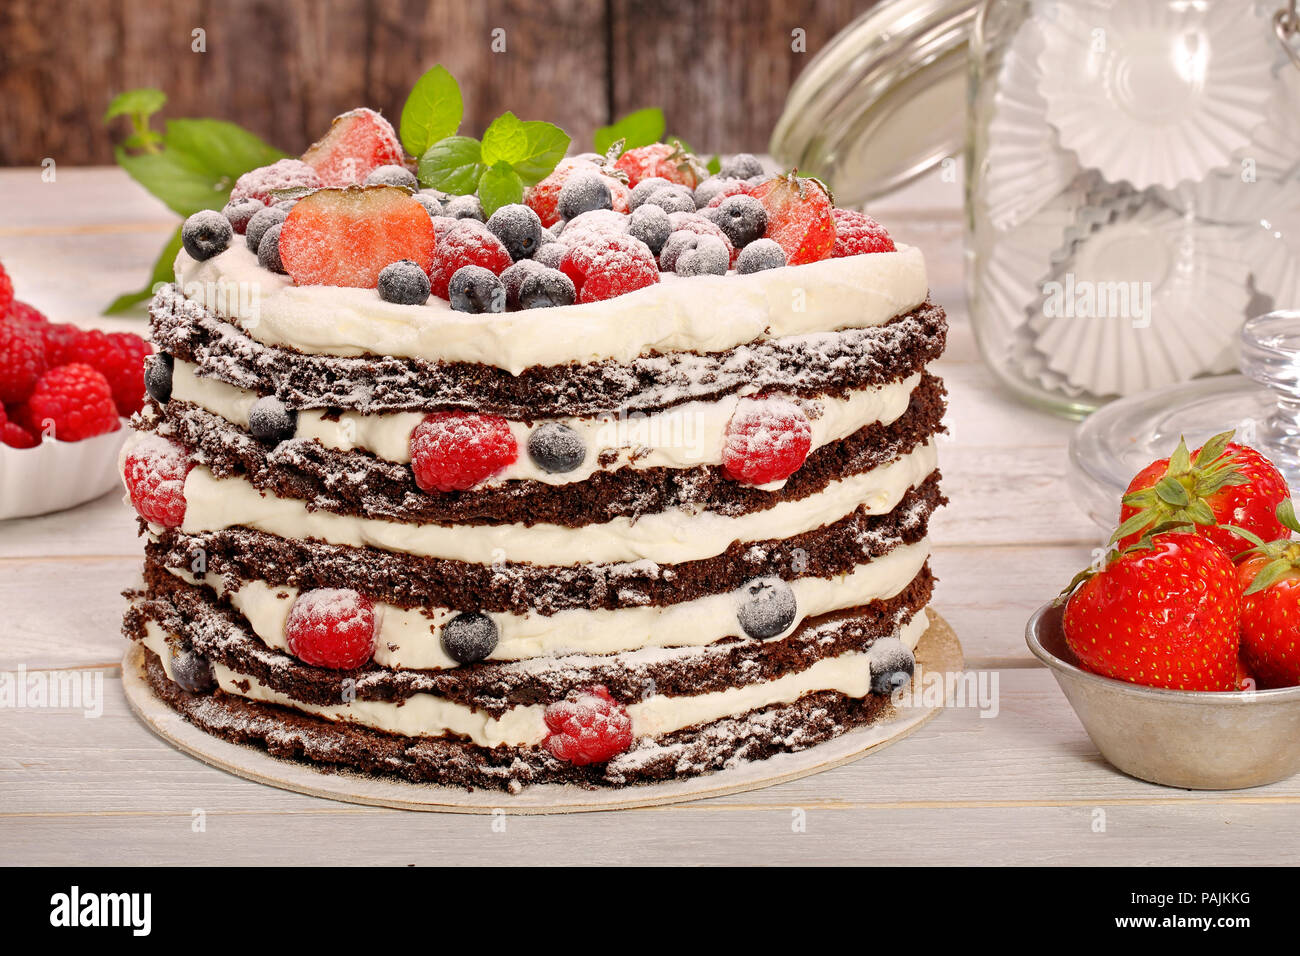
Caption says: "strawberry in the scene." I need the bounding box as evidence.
[525,158,627,228]
[750,172,836,265]
[1062,532,1241,691]
[229,158,323,206]
[1233,500,1300,688]
[279,186,435,288]
[614,142,704,190]
[1114,431,1290,557]
[301,108,404,187]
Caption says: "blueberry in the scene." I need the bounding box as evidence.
[501,259,544,310]
[558,173,612,220]
[533,241,567,270]
[448,265,505,313]
[710,194,767,249]
[675,235,729,276]
[414,193,445,218]
[629,176,673,211]
[245,204,289,253]
[440,612,499,664]
[487,203,544,261]
[444,194,485,221]
[170,644,215,693]
[736,238,787,274]
[518,268,576,309]
[247,395,297,445]
[627,204,672,256]
[735,577,797,640]
[867,637,915,695]
[692,177,740,209]
[222,198,264,234]
[257,223,286,274]
[528,422,586,473]
[658,230,707,273]
[144,352,174,405]
[365,164,418,189]
[377,259,431,306]
[644,185,695,215]
[182,210,233,261]
[719,153,764,180]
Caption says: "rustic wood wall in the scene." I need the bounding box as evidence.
[0,0,881,166]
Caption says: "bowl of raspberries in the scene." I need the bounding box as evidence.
[1028,431,1300,790]
[0,262,148,520]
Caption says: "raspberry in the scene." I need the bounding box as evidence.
[24,363,120,442]
[284,588,377,670]
[614,142,704,189]
[560,234,659,303]
[428,221,512,300]
[750,173,836,265]
[301,108,404,187]
[62,329,151,416]
[409,411,518,492]
[0,262,12,316]
[666,212,737,267]
[39,323,84,367]
[229,159,324,206]
[525,159,628,228]
[1,421,36,449]
[122,435,192,526]
[7,300,48,326]
[543,685,633,765]
[0,319,46,404]
[832,208,895,257]
[722,398,812,485]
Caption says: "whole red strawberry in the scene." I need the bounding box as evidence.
[750,172,836,265]
[722,398,812,485]
[1115,431,1289,557]
[614,142,704,190]
[409,411,518,492]
[1063,532,1241,691]
[285,588,377,670]
[24,363,120,441]
[1234,500,1300,688]
[543,685,633,765]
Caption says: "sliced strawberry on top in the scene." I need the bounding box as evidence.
[614,142,704,189]
[751,172,836,265]
[302,107,405,187]
[278,186,435,288]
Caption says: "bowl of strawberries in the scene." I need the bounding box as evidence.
[1029,431,1300,790]
[0,267,149,520]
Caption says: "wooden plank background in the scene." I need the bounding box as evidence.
[0,0,881,167]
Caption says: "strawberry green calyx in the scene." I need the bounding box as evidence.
[1237,499,1300,596]
[1057,522,1199,603]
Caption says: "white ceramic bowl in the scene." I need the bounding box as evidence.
[0,425,127,520]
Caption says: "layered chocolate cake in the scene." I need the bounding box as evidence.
[120,113,946,792]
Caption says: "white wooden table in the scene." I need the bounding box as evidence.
[3,167,1297,866]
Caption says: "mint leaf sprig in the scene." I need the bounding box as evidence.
[404,67,570,217]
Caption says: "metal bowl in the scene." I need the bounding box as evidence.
[1026,602,1300,790]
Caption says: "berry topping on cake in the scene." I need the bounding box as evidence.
[413,192,445,218]
[0,319,47,404]
[440,612,500,664]
[518,267,576,309]
[23,363,120,442]
[557,172,614,220]
[750,172,836,265]
[707,194,768,249]
[377,259,432,305]
[364,164,418,190]
[614,142,704,189]
[144,353,174,405]
[301,107,404,187]
[229,159,324,206]
[445,194,486,221]
[284,588,377,670]
[719,153,765,180]
[409,411,519,492]
[245,204,289,253]
[665,211,737,267]
[543,685,634,765]
[692,176,748,209]
[123,435,192,527]
[832,208,896,257]
[560,233,659,304]
[429,220,512,300]
[627,204,672,256]
[279,186,436,288]
[181,210,233,262]
[640,183,696,215]
[526,158,625,228]
[867,637,916,694]
[247,395,297,445]
[628,176,674,210]
[527,422,586,473]
[222,198,264,235]
[722,398,812,485]
[170,643,216,693]
[486,203,544,262]
[500,259,544,309]
[449,265,506,314]
[669,233,729,276]
[736,238,787,274]
[735,576,797,639]
[257,223,287,274]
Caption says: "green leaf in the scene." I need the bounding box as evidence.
[481,112,528,166]
[105,88,166,123]
[105,225,183,315]
[706,154,721,175]
[1154,477,1190,508]
[400,65,463,157]
[418,136,485,194]
[480,113,570,185]
[593,107,665,155]
[478,163,524,217]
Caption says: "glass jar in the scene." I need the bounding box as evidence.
[967,0,1300,418]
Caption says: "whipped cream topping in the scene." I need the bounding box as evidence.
[168,539,930,669]
[173,243,929,374]
[139,610,928,748]
[172,441,937,565]
[170,358,922,487]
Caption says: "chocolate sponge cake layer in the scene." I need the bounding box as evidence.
[150,282,946,418]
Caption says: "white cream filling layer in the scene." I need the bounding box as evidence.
[174,441,938,565]
[173,243,929,374]
[140,610,928,748]
[170,359,922,487]
[169,538,930,670]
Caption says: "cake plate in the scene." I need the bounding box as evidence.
[121,612,964,814]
